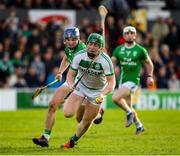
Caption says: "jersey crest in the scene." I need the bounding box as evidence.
[94,63,101,70]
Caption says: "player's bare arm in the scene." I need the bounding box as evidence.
[66,68,77,90]
[111,56,117,66]
[97,75,115,103]
[143,57,154,86]
[102,75,116,96]
[55,55,70,81]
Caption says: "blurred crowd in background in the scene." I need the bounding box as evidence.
[0,0,180,90]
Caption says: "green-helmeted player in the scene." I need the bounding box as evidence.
[32,27,103,147]
[61,33,115,148]
[112,26,154,135]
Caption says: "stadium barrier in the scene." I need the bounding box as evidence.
[0,89,180,111]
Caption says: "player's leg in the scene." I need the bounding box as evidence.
[78,99,104,125]
[132,107,144,135]
[63,93,85,118]
[93,106,104,124]
[62,101,100,148]
[112,86,131,111]
[32,85,70,147]
[76,98,104,125]
[125,93,144,135]
[76,105,85,123]
[61,93,85,148]
[76,102,100,138]
[112,86,134,127]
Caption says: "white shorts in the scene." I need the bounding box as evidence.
[73,82,104,106]
[62,76,79,87]
[61,81,68,87]
[118,81,138,94]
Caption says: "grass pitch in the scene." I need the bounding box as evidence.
[0,109,180,155]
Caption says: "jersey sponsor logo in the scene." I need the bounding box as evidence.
[121,61,137,66]
[121,57,137,66]
[87,69,103,76]
[124,58,132,62]
[80,66,103,76]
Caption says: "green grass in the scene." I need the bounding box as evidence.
[0,109,180,155]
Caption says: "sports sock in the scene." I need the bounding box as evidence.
[135,120,143,128]
[95,112,101,119]
[126,109,132,115]
[43,129,51,141]
[72,134,79,142]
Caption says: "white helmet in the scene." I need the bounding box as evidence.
[123,26,136,34]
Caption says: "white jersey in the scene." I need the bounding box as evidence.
[71,50,114,90]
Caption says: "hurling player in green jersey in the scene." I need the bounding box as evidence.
[61,33,115,148]
[33,27,104,147]
[33,27,87,147]
[112,26,154,135]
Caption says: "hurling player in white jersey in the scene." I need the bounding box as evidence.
[61,33,115,148]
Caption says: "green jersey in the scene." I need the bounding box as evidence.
[64,40,86,64]
[113,43,149,85]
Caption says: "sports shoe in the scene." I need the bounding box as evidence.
[126,112,134,127]
[93,108,104,124]
[61,138,76,149]
[32,135,49,147]
[136,126,144,135]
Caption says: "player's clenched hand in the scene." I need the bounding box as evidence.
[147,76,154,87]
[95,94,104,104]
[55,72,62,81]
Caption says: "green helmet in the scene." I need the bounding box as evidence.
[87,33,104,48]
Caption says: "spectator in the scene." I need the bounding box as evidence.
[160,44,171,65]
[9,65,27,88]
[6,10,19,34]
[31,54,45,80]
[46,67,65,88]
[149,39,163,74]
[19,23,32,38]
[43,46,55,78]
[168,73,180,90]
[27,28,40,48]
[11,50,24,67]
[25,65,39,88]
[0,53,14,87]
[166,60,176,79]
[164,24,180,51]
[151,17,169,42]
[157,66,168,89]
[0,43,4,59]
